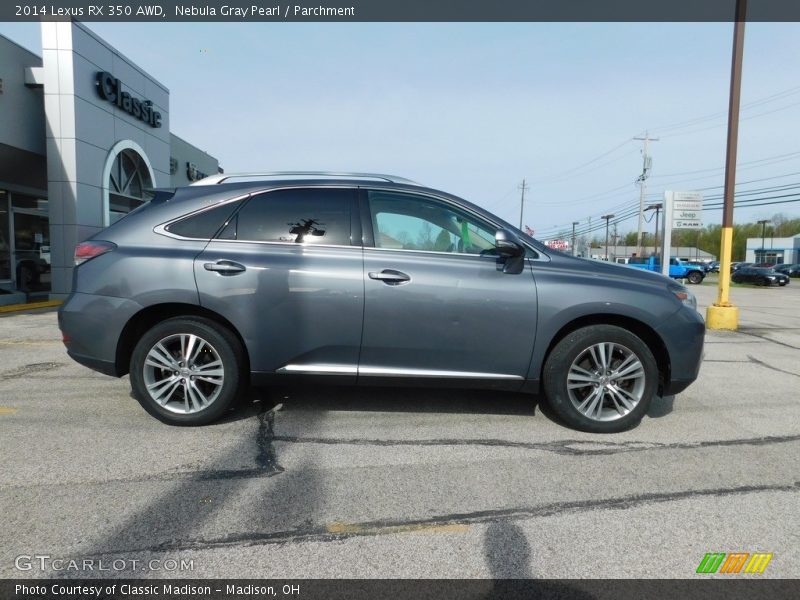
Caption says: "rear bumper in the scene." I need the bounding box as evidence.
[66,350,118,376]
[656,307,706,395]
[58,292,143,377]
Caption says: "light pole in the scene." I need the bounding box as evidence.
[601,214,614,261]
[708,0,746,331]
[757,219,769,264]
[645,203,663,258]
[571,221,579,256]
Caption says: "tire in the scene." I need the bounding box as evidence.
[542,325,658,433]
[687,271,703,285]
[129,317,245,425]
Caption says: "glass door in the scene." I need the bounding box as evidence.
[12,210,50,293]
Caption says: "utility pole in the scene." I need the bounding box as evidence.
[518,179,529,230]
[612,222,618,262]
[602,214,615,261]
[634,132,659,255]
[645,203,663,258]
[571,221,579,256]
[707,0,747,331]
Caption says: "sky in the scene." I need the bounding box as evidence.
[2,21,800,241]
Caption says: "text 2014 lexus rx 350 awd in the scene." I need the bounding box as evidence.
[59,172,704,433]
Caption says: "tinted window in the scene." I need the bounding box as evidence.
[218,188,353,245]
[166,200,243,239]
[368,191,497,255]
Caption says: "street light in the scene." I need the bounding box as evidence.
[601,214,615,261]
[645,203,663,258]
[757,219,769,264]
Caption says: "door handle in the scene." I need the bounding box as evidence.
[368,269,411,285]
[204,260,246,274]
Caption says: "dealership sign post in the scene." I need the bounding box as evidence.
[661,191,703,276]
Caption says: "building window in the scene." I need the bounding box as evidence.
[108,148,153,224]
[0,191,10,281]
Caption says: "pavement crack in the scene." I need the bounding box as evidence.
[73,481,800,556]
[747,354,800,379]
[271,432,800,456]
[255,403,285,476]
[4,434,799,492]
[1,362,64,379]
[737,329,800,350]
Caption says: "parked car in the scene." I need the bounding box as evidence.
[626,256,706,284]
[731,266,790,286]
[775,263,800,277]
[732,262,753,273]
[708,261,720,273]
[684,260,711,273]
[59,172,705,433]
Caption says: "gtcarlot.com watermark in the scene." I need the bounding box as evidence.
[14,554,194,573]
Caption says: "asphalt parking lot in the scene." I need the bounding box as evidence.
[0,279,798,580]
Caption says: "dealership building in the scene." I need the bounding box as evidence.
[0,22,220,303]
[745,233,800,265]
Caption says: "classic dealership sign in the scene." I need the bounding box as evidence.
[95,71,162,128]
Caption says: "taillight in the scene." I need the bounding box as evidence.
[74,241,117,266]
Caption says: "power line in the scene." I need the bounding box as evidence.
[648,84,800,135]
[525,138,635,184]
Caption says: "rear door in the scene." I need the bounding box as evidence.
[358,188,538,388]
[192,186,363,380]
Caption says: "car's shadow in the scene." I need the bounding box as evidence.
[241,384,542,417]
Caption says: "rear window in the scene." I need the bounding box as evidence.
[165,200,244,239]
[216,188,354,245]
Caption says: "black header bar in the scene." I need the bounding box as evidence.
[3,579,800,600]
[4,0,800,22]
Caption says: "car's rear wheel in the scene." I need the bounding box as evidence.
[686,271,703,284]
[130,317,245,425]
[542,325,658,433]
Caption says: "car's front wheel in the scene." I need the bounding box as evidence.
[130,317,245,425]
[542,325,658,433]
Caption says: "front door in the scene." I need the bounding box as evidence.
[12,209,50,293]
[194,186,364,380]
[359,189,538,388]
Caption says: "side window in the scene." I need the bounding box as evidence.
[165,199,244,239]
[367,191,497,255]
[217,188,353,245]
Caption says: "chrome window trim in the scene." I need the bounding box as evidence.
[154,183,551,261]
[363,186,551,262]
[153,193,252,241]
[154,184,359,246]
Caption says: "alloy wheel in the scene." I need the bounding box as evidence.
[142,333,225,414]
[566,342,646,422]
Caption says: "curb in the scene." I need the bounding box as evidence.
[0,299,63,314]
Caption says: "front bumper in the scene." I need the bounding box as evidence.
[655,306,706,396]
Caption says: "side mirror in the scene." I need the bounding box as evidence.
[495,229,525,257]
[495,229,525,274]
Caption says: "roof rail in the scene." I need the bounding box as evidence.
[189,171,421,186]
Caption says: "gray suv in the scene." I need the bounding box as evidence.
[59,172,704,432]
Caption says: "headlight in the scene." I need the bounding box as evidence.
[667,283,697,311]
